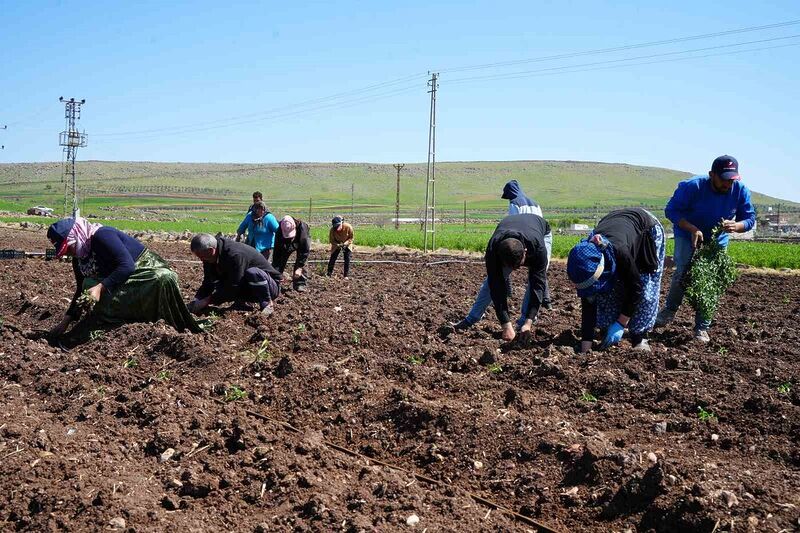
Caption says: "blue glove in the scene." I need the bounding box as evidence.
[601,321,625,348]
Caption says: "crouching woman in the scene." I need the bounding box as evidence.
[566,208,665,353]
[47,217,201,341]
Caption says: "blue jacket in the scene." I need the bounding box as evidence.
[237,212,279,252]
[664,176,756,246]
[502,180,543,217]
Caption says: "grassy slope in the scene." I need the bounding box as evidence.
[0,160,794,213]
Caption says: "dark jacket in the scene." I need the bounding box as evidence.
[486,214,550,324]
[67,227,146,318]
[579,208,660,341]
[272,218,311,273]
[195,237,282,304]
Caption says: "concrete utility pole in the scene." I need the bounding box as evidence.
[422,72,439,253]
[58,97,87,217]
[393,163,404,229]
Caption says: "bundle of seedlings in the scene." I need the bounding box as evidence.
[75,289,97,315]
[685,225,739,322]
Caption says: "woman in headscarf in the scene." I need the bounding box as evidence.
[235,201,279,261]
[47,217,201,341]
[566,208,665,353]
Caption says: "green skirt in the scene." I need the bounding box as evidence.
[81,249,202,334]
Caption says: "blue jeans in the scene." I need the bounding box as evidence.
[663,235,719,331]
[464,232,552,328]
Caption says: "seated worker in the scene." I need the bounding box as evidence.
[566,208,665,353]
[236,201,279,261]
[272,215,311,292]
[327,216,354,279]
[189,233,283,316]
[46,217,201,342]
[457,213,550,342]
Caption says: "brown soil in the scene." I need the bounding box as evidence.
[0,227,798,532]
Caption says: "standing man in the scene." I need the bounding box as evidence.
[656,155,756,342]
[459,213,550,342]
[188,233,283,316]
[451,181,552,331]
[273,215,311,292]
[327,216,354,279]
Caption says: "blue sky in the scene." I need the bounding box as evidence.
[2,0,799,201]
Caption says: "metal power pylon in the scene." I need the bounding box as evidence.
[58,97,87,217]
[422,73,438,253]
[393,163,404,229]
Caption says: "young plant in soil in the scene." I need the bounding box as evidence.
[697,406,717,422]
[224,385,247,402]
[156,370,172,381]
[777,382,792,394]
[89,330,105,342]
[123,357,138,369]
[76,290,97,314]
[408,355,424,365]
[685,225,739,322]
[580,391,598,403]
[253,339,273,363]
[717,347,728,356]
[351,329,361,345]
[487,362,503,374]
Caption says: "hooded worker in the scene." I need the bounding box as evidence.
[46,217,201,342]
[566,208,665,353]
[272,215,311,291]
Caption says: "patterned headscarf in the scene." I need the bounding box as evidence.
[280,216,297,239]
[566,232,617,297]
[47,217,103,259]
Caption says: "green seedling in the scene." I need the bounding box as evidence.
[123,357,138,369]
[782,295,791,304]
[685,225,739,322]
[717,347,728,356]
[224,385,247,402]
[207,310,221,322]
[156,370,172,381]
[96,386,106,397]
[76,290,97,314]
[296,323,306,333]
[408,355,424,365]
[580,391,598,403]
[254,339,272,363]
[352,329,361,345]
[89,330,105,341]
[697,406,717,422]
[487,362,503,374]
[777,382,792,394]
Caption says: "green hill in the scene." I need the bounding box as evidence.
[0,160,793,215]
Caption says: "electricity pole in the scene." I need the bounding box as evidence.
[393,163,404,229]
[423,72,438,253]
[58,97,87,218]
[351,183,354,221]
[1,124,6,150]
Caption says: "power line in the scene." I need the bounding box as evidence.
[93,73,428,138]
[446,38,800,85]
[437,19,800,74]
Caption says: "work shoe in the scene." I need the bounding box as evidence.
[632,339,651,352]
[694,329,710,343]
[294,283,307,292]
[542,301,553,311]
[260,303,275,317]
[450,319,473,331]
[654,309,675,327]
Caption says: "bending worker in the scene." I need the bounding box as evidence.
[189,233,283,316]
[272,215,311,292]
[453,180,552,330]
[566,208,665,353]
[656,155,756,342]
[47,217,200,342]
[473,213,550,342]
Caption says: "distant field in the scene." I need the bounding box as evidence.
[3,215,799,269]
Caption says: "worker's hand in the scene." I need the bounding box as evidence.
[87,283,104,302]
[188,297,211,314]
[518,320,534,345]
[235,234,242,243]
[578,340,593,354]
[292,268,304,280]
[49,314,72,337]
[501,322,516,342]
[721,219,740,233]
[601,321,625,349]
[691,229,704,249]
